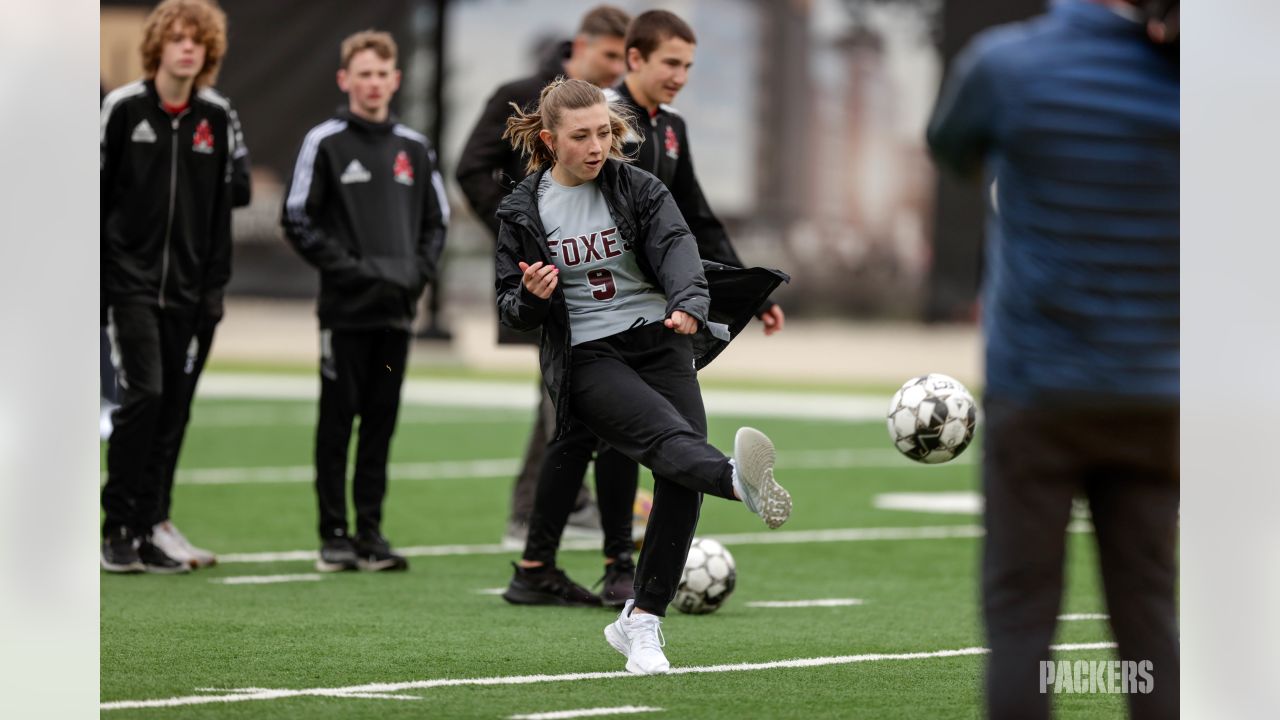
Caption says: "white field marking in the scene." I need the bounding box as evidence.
[874,492,983,514]
[170,447,965,487]
[174,458,520,486]
[1059,613,1110,621]
[218,525,991,564]
[510,707,661,720]
[746,599,865,608]
[476,587,508,595]
[210,574,324,586]
[190,405,526,427]
[99,642,1117,711]
[217,522,1095,565]
[197,372,895,421]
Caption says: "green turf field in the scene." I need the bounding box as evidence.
[101,379,1128,718]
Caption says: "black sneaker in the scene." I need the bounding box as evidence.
[316,536,359,572]
[101,527,144,574]
[137,538,191,574]
[597,555,636,608]
[354,532,409,572]
[502,562,603,607]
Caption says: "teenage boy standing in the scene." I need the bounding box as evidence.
[607,10,785,335]
[282,30,449,572]
[100,0,235,574]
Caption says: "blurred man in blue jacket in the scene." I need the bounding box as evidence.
[927,1,1179,717]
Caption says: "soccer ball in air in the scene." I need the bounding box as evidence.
[887,373,977,464]
[672,538,736,615]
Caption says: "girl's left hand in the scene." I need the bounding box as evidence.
[664,310,699,335]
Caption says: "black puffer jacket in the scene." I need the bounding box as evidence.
[495,159,786,437]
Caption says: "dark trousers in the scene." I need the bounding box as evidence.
[155,316,217,522]
[567,323,737,616]
[315,328,409,540]
[100,326,119,405]
[509,386,592,523]
[523,419,639,565]
[101,304,198,537]
[982,395,1179,720]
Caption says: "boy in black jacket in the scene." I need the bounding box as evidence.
[282,30,448,572]
[607,10,785,334]
[99,0,235,574]
[456,5,631,555]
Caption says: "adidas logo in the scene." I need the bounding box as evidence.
[130,120,157,144]
[340,159,372,184]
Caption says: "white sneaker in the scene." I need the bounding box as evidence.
[732,427,792,529]
[604,599,670,675]
[152,521,217,569]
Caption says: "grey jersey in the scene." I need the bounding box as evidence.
[538,173,667,345]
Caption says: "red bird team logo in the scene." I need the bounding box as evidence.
[664,125,680,160]
[192,119,215,154]
[393,151,415,185]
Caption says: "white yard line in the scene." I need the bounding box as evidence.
[747,599,865,608]
[100,642,1117,711]
[219,525,988,565]
[510,706,662,720]
[210,574,324,586]
[173,448,963,487]
[197,372,895,421]
[218,522,1093,566]
[1059,613,1110,621]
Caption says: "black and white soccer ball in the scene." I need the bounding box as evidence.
[672,538,736,615]
[887,373,977,464]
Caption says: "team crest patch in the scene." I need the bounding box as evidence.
[192,119,214,154]
[393,151,414,185]
[664,125,680,160]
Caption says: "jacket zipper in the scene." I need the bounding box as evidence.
[650,114,661,172]
[158,110,187,308]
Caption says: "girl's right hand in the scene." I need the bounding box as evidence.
[519,261,559,299]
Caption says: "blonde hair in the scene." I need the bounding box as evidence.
[503,78,633,174]
[140,0,228,88]
[340,30,397,69]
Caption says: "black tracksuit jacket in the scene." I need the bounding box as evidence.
[100,80,235,318]
[456,41,570,345]
[495,159,786,438]
[607,82,775,315]
[281,109,449,332]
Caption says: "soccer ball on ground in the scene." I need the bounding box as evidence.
[887,373,977,464]
[672,537,736,615]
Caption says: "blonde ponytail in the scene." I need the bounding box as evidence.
[503,77,635,174]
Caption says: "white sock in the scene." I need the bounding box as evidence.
[729,458,744,501]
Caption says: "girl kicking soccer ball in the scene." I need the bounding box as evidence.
[495,77,791,675]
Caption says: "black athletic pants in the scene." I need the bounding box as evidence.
[509,386,592,524]
[982,395,1179,720]
[522,420,638,565]
[566,322,737,616]
[156,315,218,522]
[102,304,198,537]
[315,328,409,540]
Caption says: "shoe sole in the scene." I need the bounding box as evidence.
[101,559,145,574]
[734,427,792,529]
[142,563,191,575]
[357,558,408,572]
[502,586,601,607]
[315,560,358,572]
